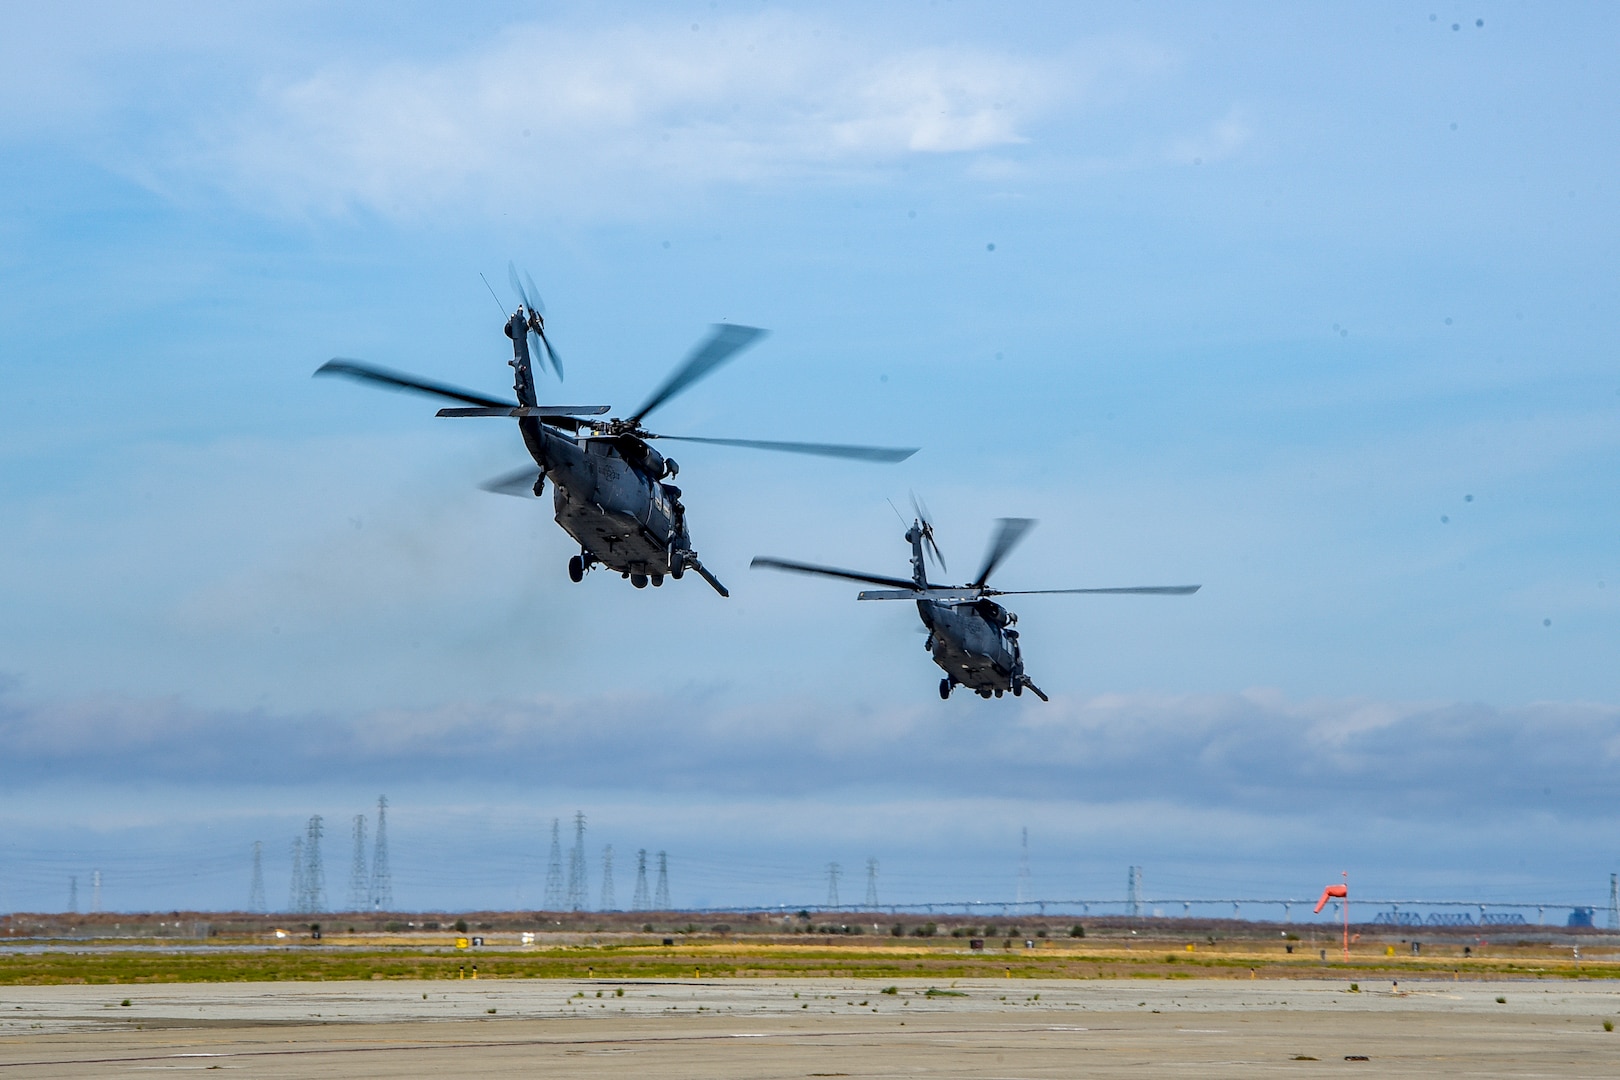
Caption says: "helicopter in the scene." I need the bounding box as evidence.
[316,265,917,596]
[752,511,1200,700]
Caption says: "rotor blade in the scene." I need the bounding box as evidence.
[987,585,1202,596]
[750,557,917,590]
[535,327,564,380]
[507,261,532,311]
[972,517,1037,588]
[628,324,768,424]
[646,434,916,462]
[315,359,514,409]
[522,269,546,315]
[436,405,609,417]
[858,587,983,600]
[480,466,542,498]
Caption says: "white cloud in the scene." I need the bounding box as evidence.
[188,15,1136,217]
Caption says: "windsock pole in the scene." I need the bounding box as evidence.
[1341,871,1349,960]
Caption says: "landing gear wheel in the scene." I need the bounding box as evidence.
[631,573,649,589]
[651,574,664,587]
[1013,683,1023,697]
[995,688,1004,698]
[939,678,952,700]
[669,547,685,579]
[568,555,584,583]
[978,687,993,699]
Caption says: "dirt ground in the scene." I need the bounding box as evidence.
[0,977,1618,1078]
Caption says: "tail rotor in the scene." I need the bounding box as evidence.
[507,261,564,379]
[910,493,946,573]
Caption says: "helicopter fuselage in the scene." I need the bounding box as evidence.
[918,597,1025,697]
[519,418,692,584]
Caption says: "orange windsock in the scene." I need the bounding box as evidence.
[1313,883,1348,914]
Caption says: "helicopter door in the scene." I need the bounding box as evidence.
[641,478,666,533]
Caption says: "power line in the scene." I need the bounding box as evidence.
[370,795,393,911]
[91,869,101,914]
[865,858,879,909]
[68,875,78,915]
[1127,865,1143,919]
[826,862,841,908]
[632,849,650,911]
[543,819,564,910]
[654,851,670,909]
[347,815,369,912]
[600,845,616,911]
[247,842,265,914]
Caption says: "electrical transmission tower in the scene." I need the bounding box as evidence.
[370,795,393,911]
[567,812,588,911]
[302,815,326,914]
[248,841,266,913]
[864,858,879,909]
[348,815,369,912]
[654,851,670,909]
[1127,865,1143,918]
[1017,827,1031,905]
[543,819,565,910]
[288,837,305,913]
[68,876,78,914]
[632,849,650,911]
[1609,873,1619,931]
[91,869,101,913]
[826,862,841,908]
[600,846,616,911]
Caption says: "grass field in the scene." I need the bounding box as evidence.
[3,934,1617,985]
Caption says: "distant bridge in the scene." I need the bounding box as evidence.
[675,898,1605,926]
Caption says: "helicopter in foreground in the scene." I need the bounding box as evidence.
[753,512,1200,699]
[317,265,916,596]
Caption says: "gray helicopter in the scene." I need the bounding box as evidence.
[753,512,1200,700]
[318,265,916,596]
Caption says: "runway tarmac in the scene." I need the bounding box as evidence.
[1,978,1617,1077]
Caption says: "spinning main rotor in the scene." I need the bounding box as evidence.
[752,516,1202,602]
[316,268,918,465]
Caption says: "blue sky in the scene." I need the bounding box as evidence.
[2,1,1618,916]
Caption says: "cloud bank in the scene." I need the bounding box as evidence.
[4,684,1614,824]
